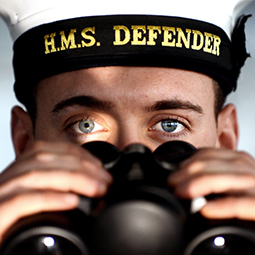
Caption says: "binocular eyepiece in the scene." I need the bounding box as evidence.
[1,141,255,255]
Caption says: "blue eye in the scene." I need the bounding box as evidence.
[78,119,95,133]
[153,119,185,134]
[70,119,105,134]
[161,120,178,132]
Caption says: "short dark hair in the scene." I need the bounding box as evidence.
[23,86,37,127]
[213,80,227,121]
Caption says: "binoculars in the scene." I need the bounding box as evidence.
[1,141,255,255]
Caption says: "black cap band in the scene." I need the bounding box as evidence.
[13,15,248,105]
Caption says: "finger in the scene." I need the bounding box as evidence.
[17,152,111,181]
[169,150,255,186]
[19,140,101,164]
[181,148,255,171]
[0,147,112,185]
[201,196,255,221]
[0,169,112,198]
[169,158,232,185]
[11,140,103,172]
[172,173,255,199]
[0,191,79,240]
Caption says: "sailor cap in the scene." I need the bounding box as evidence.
[0,0,252,106]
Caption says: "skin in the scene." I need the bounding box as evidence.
[1,66,255,242]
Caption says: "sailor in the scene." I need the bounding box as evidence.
[0,0,254,248]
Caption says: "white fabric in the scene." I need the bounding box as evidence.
[0,0,250,41]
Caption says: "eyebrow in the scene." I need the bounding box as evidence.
[51,95,115,114]
[51,96,203,117]
[146,99,204,114]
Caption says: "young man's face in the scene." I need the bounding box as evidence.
[33,66,224,151]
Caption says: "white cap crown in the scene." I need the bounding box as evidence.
[0,0,248,41]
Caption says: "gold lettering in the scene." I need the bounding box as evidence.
[60,29,77,51]
[44,33,57,54]
[162,27,176,47]
[203,32,213,53]
[147,26,161,46]
[81,27,96,47]
[113,26,131,45]
[191,30,204,50]
[212,34,221,56]
[131,25,146,45]
[176,28,191,48]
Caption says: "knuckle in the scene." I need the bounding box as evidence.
[73,173,104,197]
[179,181,199,199]
[185,160,207,173]
[80,158,98,171]
[65,143,81,155]
[23,150,55,168]
[66,169,80,180]
[35,191,53,205]
[236,151,247,160]
[32,151,52,163]
[3,192,33,212]
[21,170,40,185]
[88,183,106,197]
[237,150,253,162]
[27,143,54,164]
[29,140,46,152]
[5,193,20,206]
[233,198,249,219]
[195,148,213,157]
[232,151,251,168]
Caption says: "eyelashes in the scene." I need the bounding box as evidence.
[65,114,190,143]
[70,118,105,134]
[153,119,185,133]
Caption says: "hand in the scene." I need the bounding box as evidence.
[0,141,112,241]
[168,148,255,221]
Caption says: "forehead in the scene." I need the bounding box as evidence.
[36,66,215,107]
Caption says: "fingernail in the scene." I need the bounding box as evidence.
[202,201,216,211]
[64,194,80,206]
[97,181,108,195]
[102,171,113,184]
[168,173,180,186]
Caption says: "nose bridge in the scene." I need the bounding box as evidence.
[108,114,146,151]
[115,125,144,151]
